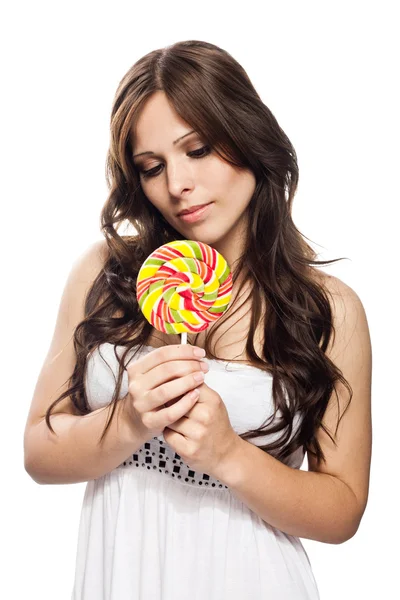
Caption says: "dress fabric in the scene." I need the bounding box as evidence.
[71,343,320,599]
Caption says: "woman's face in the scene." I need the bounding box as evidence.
[131,90,256,265]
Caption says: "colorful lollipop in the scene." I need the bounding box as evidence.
[136,240,233,344]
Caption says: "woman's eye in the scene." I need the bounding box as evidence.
[140,145,211,179]
[189,145,211,158]
[140,165,162,178]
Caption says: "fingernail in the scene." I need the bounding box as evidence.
[193,371,205,382]
[193,347,206,357]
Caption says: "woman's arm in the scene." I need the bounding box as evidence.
[215,276,372,544]
[24,396,147,485]
[24,240,147,484]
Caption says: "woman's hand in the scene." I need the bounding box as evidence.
[124,344,209,440]
[163,381,240,480]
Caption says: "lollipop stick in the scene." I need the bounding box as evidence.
[181,332,187,345]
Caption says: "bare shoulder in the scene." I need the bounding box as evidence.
[65,238,112,308]
[72,238,109,282]
[309,270,372,390]
[311,267,358,300]
[78,234,136,276]
[310,269,369,358]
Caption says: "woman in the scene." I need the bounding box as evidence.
[24,40,372,599]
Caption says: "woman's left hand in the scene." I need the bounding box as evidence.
[163,381,240,480]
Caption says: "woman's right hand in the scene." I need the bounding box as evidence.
[124,344,209,440]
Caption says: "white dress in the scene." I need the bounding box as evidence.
[71,343,320,599]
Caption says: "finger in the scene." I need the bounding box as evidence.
[146,370,205,411]
[127,344,205,377]
[141,358,208,390]
[159,388,200,426]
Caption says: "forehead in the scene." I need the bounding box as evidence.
[132,91,191,151]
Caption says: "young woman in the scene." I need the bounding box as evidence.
[24,40,372,599]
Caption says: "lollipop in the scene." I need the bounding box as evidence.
[136,240,232,344]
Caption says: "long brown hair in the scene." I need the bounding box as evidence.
[44,40,352,467]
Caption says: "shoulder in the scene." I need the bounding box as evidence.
[311,268,365,318]
[87,238,110,266]
[61,240,111,311]
[71,238,109,276]
[73,234,141,281]
[311,269,371,364]
[80,235,138,263]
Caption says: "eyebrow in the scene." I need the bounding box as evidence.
[132,130,196,159]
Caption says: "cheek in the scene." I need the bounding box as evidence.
[141,181,165,209]
[204,160,235,194]
[210,163,254,206]
[232,169,256,200]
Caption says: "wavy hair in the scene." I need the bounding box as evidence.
[44,40,352,467]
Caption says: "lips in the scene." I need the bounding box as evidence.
[177,202,212,216]
[177,202,213,224]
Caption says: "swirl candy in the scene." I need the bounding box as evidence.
[136,240,233,342]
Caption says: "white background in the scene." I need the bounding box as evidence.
[2,1,398,598]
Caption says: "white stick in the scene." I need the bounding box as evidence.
[181,332,187,345]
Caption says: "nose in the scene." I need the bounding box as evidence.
[166,159,194,198]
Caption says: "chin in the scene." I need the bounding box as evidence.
[173,221,228,249]
[197,233,226,249]
[173,227,211,245]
